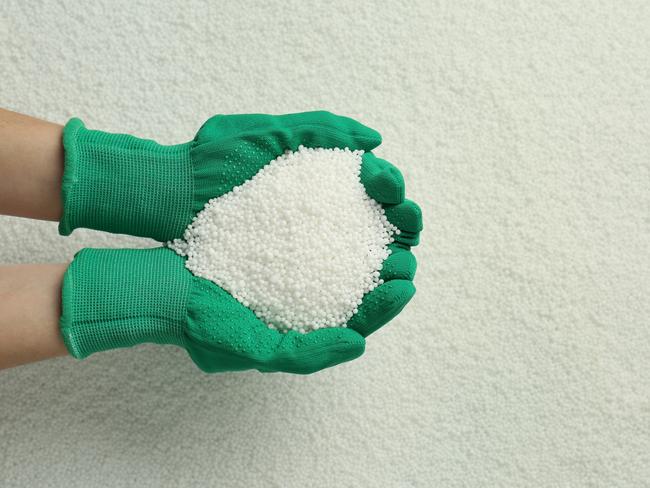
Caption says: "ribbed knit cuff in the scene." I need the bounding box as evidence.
[59,118,194,241]
[60,247,193,359]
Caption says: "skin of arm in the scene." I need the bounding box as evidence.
[0,109,69,369]
[0,108,64,221]
[0,263,69,370]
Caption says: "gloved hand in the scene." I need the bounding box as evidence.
[59,149,422,373]
[60,240,417,373]
[60,247,364,374]
[59,111,384,241]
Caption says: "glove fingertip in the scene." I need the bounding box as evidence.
[285,330,366,374]
[361,126,382,151]
[380,249,417,281]
[361,153,405,204]
[348,280,416,337]
[384,199,424,234]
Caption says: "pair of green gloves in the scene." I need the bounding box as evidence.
[59,112,423,374]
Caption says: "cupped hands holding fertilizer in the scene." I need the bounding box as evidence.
[59,112,422,374]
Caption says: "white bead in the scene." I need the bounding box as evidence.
[168,147,395,334]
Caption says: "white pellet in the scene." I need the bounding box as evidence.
[168,146,396,333]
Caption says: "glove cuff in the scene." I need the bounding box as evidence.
[60,247,192,359]
[59,118,194,241]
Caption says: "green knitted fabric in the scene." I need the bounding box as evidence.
[60,112,383,241]
[60,119,193,240]
[60,247,369,374]
[60,248,190,358]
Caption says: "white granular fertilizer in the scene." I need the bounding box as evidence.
[169,146,397,333]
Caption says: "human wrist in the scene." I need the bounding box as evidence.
[59,118,194,241]
[60,247,192,359]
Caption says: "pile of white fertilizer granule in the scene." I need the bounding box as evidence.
[169,146,398,333]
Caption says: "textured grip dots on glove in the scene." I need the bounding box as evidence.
[184,277,365,374]
[347,280,416,337]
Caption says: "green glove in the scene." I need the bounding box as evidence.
[60,247,364,374]
[59,239,417,374]
[59,112,383,241]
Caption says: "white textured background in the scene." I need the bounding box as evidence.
[1,1,649,487]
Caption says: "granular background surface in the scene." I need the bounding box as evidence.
[0,1,648,487]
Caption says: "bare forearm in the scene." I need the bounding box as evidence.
[0,109,64,221]
[0,110,69,369]
[0,263,69,370]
